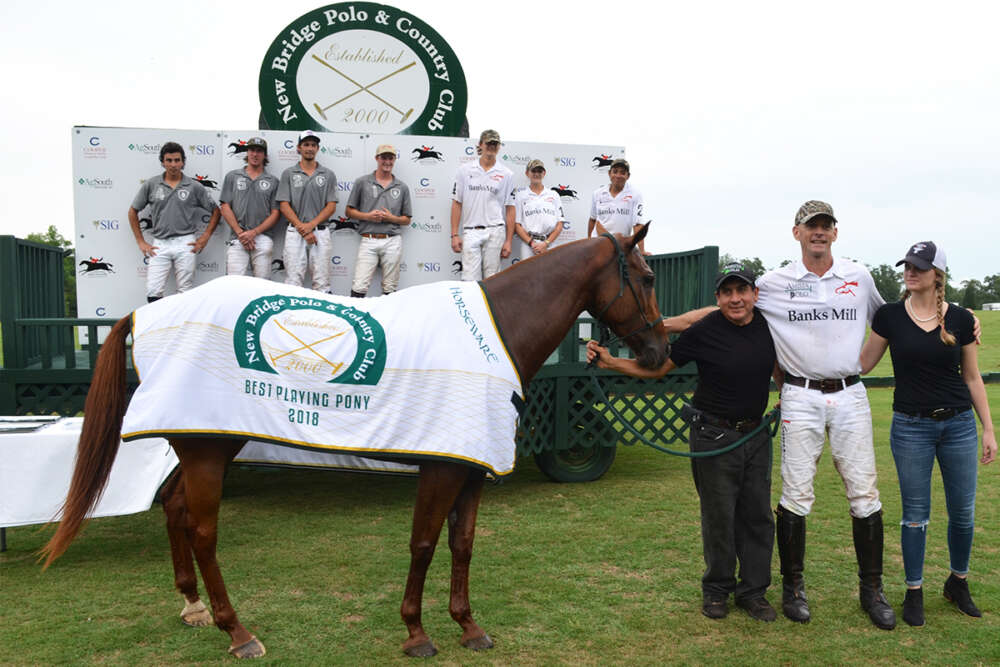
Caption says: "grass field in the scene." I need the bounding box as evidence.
[2,385,998,665]
[866,309,1000,377]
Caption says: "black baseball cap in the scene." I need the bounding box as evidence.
[896,241,947,272]
[715,262,756,291]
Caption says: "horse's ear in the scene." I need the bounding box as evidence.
[626,222,650,251]
[594,220,609,237]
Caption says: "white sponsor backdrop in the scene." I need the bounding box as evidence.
[73,126,624,324]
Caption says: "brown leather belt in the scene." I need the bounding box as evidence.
[784,374,861,394]
[361,233,390,239]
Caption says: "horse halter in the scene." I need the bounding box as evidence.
[590,232,658,349]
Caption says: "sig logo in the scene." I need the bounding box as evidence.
[554,157,576,167]
[91,218,120,231]
[418,262,441,272]
[337,180,354,192]
[189,144,216,156]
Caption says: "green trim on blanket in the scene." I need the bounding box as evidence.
[477,281,524,396]
[121,429,516,477]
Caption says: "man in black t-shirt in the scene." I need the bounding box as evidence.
[587,264,780,622]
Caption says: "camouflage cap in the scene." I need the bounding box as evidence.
[246,137,267,151]
[794,200,837,226]
[526,159,545,171]
[609,158,630,172]
[479,129,501,144]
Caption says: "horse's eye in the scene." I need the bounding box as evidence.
[642,275,655,287]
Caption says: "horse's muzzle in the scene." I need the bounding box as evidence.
[636,341,670,369]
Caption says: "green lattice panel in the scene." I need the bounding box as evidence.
[515,377,557,456]
[13,381,139,416]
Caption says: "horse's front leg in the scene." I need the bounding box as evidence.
[401,463,470,657]
[447,470,492,651]
[161,467,213,627]
[171,438,263,659]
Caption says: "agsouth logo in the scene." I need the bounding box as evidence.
[592,153,614,169]
[552,184,578,199]
[79,257,115,274]
[321,145,353,158]
[128,142,161,154]
[410,218,442,232]
[78,177,113,189]
[234,294,386,386]
[194,174,219,189]
[91,218,120,231]
[502,153,529,166]
[412,145,444,162]
[189,144,216,156]
[835,280,859,296]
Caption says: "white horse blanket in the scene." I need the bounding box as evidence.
[122,276,523,476]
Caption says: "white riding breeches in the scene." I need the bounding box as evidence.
[461,225,505,281]
[146,234,196,298]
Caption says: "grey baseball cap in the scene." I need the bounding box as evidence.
[526,159,545,171]
[715,262,756,291]
[479,129,501,144]
[795,200,837,226]
[246,137,267,151]
[896,241,947,273]
[297,130,321,145]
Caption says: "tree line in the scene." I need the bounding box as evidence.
[720,254,1000,309]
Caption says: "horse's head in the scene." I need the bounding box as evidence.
[588,224,668,369]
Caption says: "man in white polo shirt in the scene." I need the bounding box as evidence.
[450,129,515,281]
[755,200,894,630]
[587,158,648,254]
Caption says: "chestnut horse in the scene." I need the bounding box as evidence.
[41,225,668,658]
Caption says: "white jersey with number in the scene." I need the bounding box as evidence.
[452,161,515,228]
[589,182,645,236]
[755,258,885,379]
[514,187,565,238]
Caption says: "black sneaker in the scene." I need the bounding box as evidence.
[944,574,982,617]
[903,588,924,627]
[702,597,728,619]
[736,596,777,622]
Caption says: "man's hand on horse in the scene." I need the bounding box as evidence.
[586,340,609,367]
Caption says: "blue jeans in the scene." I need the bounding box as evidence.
[890,409,978,587]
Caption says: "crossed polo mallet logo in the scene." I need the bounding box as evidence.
[311,54,416,124]
[268,319,346,376]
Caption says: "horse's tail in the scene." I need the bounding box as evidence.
[40,314,133,569]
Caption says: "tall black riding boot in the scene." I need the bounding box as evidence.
[852,511,896,630]
[776,505,810,623]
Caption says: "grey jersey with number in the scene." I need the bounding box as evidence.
[346,172,413,235]
[131,174,218,239]
[220,167,279,239]
[276,163,338,224]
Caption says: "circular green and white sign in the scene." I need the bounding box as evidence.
[259,3,468,136]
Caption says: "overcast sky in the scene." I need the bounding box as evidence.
[3,0,997,283]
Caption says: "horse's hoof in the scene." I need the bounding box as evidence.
[462,633,494,651]
[180,600,213,627]
[228,636,266,659]
[403,640,438,658]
